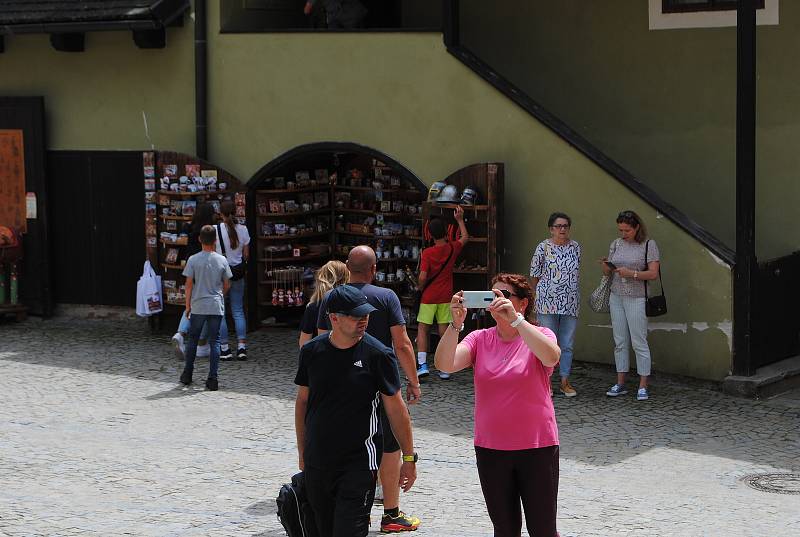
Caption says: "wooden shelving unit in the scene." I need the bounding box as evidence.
[251,156,427,328]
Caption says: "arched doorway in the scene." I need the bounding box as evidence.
[246,142,429,328]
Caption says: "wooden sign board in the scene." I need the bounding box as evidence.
[0,130,26,233]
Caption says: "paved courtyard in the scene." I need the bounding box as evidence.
[1,315,799,536]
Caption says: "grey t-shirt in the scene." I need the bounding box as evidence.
[316,283,405,348]
[182,251,232,315]
[608,238,660,298]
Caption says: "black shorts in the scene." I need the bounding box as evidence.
[380,405,400,453]
[304,467,377,537]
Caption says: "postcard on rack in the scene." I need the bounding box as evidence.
[145,191,156,203]
[201,169,217,178]
[143,151,155,168]
[144,178,156,191]
[235,192,246,206]
[145,203,157,216]
[166,219,177,231]
[144,166,155,178]
[235,204,246,217]
[170,199,183,216]
[165,248,179,264]
[185,164,201,178]
[158,193,170,206]
[182,200,197,216]
[162,164,178,178]
[145,219,157,236]
[146,236,157,247]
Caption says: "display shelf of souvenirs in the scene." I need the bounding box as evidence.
[259,266,307,308]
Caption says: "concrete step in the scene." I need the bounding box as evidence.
[723,355,800,399]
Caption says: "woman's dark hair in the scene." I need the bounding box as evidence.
[220,200,239,250]
[547,212,571,228]
[616,210,648,243]
[491,273,534,319]
[428,217,446,240]
[191,202,216,234]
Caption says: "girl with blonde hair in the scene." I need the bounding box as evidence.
[298,260,349,347]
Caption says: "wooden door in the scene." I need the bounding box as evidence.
[47,151,144,306]
[0,97,51,316]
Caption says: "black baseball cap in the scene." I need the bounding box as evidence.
[327,285,377,317]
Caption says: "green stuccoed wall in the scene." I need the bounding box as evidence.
[0,27,195,154]
[460,0,800,261]
[0,2,734,380]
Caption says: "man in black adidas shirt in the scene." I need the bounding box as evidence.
[295,285,417,537]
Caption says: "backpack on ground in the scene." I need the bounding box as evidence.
[276,472,319,537]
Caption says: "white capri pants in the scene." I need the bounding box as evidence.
[609,293,652,376]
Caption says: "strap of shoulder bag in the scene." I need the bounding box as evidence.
[217,223,227,257]
[419,243,454,294]
[644,240,665,298]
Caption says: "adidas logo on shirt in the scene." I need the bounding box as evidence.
[353,360,363,368]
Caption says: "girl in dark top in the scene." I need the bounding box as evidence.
[298,260,349,348]
[171,202,218,358]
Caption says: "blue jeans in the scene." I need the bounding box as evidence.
[537,313,577,378]
[178,311,208,340]
[220,278,246,344]
[184,313,222,379]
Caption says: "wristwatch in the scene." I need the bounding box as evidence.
[402,452,419,463]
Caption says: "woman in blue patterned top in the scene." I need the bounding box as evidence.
[530,212,581,397]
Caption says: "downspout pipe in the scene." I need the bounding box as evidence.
[194,0,208,159]
[733,0,757,376]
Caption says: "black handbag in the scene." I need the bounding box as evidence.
[217,223,246,281]
[644,240,667,317]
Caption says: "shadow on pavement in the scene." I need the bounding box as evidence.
[2,317,799,472]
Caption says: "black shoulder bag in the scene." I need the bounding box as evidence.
[644,240,667,317]
[217,223,246,281]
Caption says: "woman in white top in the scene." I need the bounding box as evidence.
[215,200,250,360]
[601,210,660,401]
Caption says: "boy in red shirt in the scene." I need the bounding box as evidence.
[417,205,468,379]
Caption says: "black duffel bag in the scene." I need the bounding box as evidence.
[276,472,318,537]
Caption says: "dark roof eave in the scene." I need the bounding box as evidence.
[1,20,163,35]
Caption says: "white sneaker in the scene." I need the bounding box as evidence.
[637,387,649,401]
[196,344,210,357]
[171,333,185,359]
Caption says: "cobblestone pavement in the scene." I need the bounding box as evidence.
[1,316,799,536]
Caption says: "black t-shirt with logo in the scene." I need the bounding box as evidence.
[295,333,401,471]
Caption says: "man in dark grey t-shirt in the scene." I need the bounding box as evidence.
[316,245,422,532]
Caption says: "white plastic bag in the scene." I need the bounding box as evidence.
[136,260,163,317]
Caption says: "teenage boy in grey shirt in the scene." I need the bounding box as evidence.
[180,225,232,391]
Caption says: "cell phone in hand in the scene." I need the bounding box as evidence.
[462,291,496,309]
[605,261,617,270]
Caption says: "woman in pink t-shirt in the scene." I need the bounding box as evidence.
[435,273,561,537]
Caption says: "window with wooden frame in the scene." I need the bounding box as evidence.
[662,0,764,13]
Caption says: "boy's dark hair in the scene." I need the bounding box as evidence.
[428,217,446,240]
[199,224,217,245]
[547,212,571,227]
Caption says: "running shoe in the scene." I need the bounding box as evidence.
[637,387,649,401]
[438,371,451,380]
[380,511,420,533]
[171,332,185,360]
[606,384,628,397]
[236,347,248,361]
[417,363,429,378]
[219,347,234,361]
